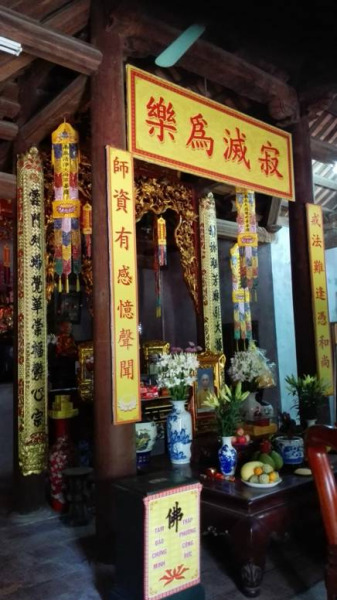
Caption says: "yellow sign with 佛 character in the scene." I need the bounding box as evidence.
[144,483,201,600]
[106,147,141,424]
[127,65,295,201]
[306,204,333,394]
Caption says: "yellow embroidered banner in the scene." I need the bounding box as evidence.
[306,204,333,394]
[106,147,141,424]
[127,65,295,201]
[144,483,201,600]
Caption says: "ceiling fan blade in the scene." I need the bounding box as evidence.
[155,24,205,67]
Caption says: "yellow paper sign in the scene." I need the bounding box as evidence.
[306,204,333,394]
[127,65,295,201]
[106,147,141,424]
[144,484,201,600]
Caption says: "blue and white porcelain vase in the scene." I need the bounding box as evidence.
[218,436,237,477]
[166,400,192,465]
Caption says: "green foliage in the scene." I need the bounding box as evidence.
[285,373,329,420]
[203,382,249,436]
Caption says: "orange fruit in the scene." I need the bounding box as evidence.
[269,471,277,482]
[254,467,263,476]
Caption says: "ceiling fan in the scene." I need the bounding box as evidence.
[155,24,206,68]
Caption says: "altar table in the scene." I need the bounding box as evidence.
[200,465,331,597]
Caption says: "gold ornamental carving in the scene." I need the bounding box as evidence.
[135,176,201,314]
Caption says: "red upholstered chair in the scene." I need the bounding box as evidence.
[305,425,337,600]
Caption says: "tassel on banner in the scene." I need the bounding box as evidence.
[82,201,92,258]
[157,216,167,267]
[3,244,10,285]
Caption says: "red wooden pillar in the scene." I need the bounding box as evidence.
[289,116,316,375]
[91,2,136,558]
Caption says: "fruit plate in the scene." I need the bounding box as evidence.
[242,478,282,489]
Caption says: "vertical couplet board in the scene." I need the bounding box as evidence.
[306,203,334,394]
[106,146,141,424]
[144,483,202,600]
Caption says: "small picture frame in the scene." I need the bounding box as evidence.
[190,350,226,435]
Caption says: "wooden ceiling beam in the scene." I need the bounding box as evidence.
[0,4,101,77]
[313,174,337,192]
[0,96,20,118]
[311,137,337,164]
[0,171,16,199]
[1,0,68,20]
[112,6,299,123]
[17,74,87,149]
[0,0,91,82]
[0,120,18,140]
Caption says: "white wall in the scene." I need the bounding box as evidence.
[271,227,298,416]
[326,247,337,322]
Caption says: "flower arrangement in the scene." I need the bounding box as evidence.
[170,341,203,354]
[156,351,199,400]
[202,383,249,436]
[227,341,276,393]
[285,373,329,422]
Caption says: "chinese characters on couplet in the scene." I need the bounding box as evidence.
[107,147,140,424]
[306,204,333,393]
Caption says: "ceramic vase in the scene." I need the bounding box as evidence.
[218,436,238,477]
[135,421,157,470]
[166,400,192,465]
[275,435,304,465]
[239,392,261,421]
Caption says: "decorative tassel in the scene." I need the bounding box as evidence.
[157,216,167,266]
[82,202,92,258]
[52,121,81,294]
[76,275,80,292]
[3,244,10,285]
[58,276,62,293]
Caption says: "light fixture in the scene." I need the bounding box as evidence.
[0,35,22,56]
[155,24,205,68]
[332,162,337,175]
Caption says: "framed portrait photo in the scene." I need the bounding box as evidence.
[190,350,226,435]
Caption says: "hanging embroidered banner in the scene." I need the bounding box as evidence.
[127,65,295,201]
[106,147,141,424]
[236,188,258,298]
[306,204,333,394]
[144,483,202,600]
[51,121,81,293]
[199,193,223,353]
[230,244,252,341]
[17,147,48,476]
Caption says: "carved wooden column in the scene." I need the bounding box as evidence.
[91,1,135,559]
[289,117,316,375]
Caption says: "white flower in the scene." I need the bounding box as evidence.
[156,351,199,400]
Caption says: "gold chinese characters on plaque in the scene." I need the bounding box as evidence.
[106,147,141,424]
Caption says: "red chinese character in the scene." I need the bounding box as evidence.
[319,335,329,348]
[120,359,134,379]
[118,328,134,349]
[311,212,321,227]
[114,189,131,214]
[117,265,133,285]
[258,141,283,178]
[113,157,129,178]
[146,96,177,142]
[313,260,324,274]
[223,127,251,169]
[118,300,134,319]
[312,234,322,247]
[315,286,326,300]
[186,113,214,157]
[317,311,327,326]
[321,355,330,368]
[115,227,132,250]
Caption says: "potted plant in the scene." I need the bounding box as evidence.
[273,411,304,466]
[285,373,329,427]
[203,382,249,477]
